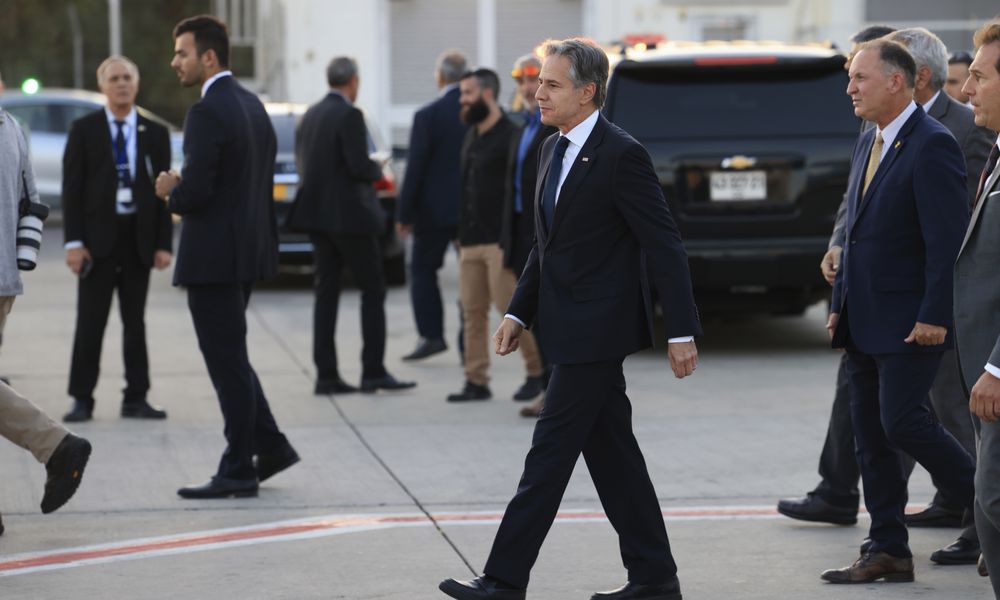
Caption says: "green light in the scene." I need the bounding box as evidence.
[21,78,40,95]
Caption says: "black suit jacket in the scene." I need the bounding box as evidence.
[286,92,384,236]
[507,114,702,364]
[62,110,172,267]
[168,76,278,285]
[396,86,466,231]
[501,117,557,274]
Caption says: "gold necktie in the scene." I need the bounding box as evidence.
[862,132,884,197]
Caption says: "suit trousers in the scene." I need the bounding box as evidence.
[814,350,979,542]
[846,350,976,558]
[310,233,387,381]
[0,296,68,463]
[484,360,675,589]
[187,282,290,481]
[458,244,542,386]
[974,416,1000,597]
[67,215,151,405]
[409,226,456,341]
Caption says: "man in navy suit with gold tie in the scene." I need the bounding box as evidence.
[822,39,975,584]
[440,38,700,600]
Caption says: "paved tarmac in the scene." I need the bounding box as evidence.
[0,228,991,599]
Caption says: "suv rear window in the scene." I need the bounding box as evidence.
[608,60,858,140]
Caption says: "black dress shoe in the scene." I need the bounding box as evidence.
[314,377,358,395]
[42,434,92,514]
[776,492,857,525]
[62,399,94,423]
[360,373,417,393]
[860,537,872,555]
[447,381,492,402]
[0,510,5,536]
[255,445,301,482]
[439,575,525,600]
[591,579,682,600]
[177,476,258,499]
[403,337,447,361]
[979,554,990,577]
[512,376,544,401]
[905,503,963,528]
[121,400,168,420]
[930,536,981,565]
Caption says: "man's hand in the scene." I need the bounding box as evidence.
[971,371,1000,422]
[821,246,842,286]
[667,340,698,379]
[66,246,91,274]
[493,318,523,356]
[155,170,181,200]
[826,312,839,340]
[154,250,172,270]
[396,223,412,239]
[904,322,947,346]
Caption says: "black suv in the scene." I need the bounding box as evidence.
[604,42,860,315]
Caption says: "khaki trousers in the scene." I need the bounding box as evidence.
[458,244,542,386]
[0,296,67,464]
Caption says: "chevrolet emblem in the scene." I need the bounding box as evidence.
[721,155,757,170]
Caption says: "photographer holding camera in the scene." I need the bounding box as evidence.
[0,71,92,536]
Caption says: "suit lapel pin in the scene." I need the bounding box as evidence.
[137,124,146,133]
[894,140,902,149]
[581,157,589,162]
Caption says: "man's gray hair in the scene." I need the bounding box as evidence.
[326,56,358,88]
[96,55,140,86]
[888,28,948,91]
[543,38,609,108]
[436,49,468,84]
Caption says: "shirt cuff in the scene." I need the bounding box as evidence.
[504,314,526,328]
[668,336,694,343]
[985,363,1000,380]
[64,241,84,250]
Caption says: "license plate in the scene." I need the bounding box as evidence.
[709,170,766,201]
[273,183,297,202]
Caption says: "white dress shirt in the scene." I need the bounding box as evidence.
[920,91,941,116]
[873,101,918,164]
[504,109,693,343]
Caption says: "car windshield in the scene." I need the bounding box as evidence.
[270,113,298,155]
[608,62,859,140]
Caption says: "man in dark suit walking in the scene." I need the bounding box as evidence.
[156,15,298,499]
[955,19,1000,591]
[397,50,468,361]
[287,56,415,396]
[440,38,701,600]
[61,56,172,423]
[821,40,975,583]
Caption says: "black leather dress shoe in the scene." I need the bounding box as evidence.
[905,504,963,528]
[447,381,492,402]
[121,400,168,419]
[62,399,94,423]
[314,377,359,395]
[177,476,258,499]
[930,536,981,565]
[591,579,682,600]
[403,337,447,361]
[42,434,92,514]
[0,510,5,536]
[512,376,544,401]
[776,493,857,525]
[439,575,525,600]
[255,445,300,482]
[979,554,990,577]
[360,373,417,393]
[860,537,872,555]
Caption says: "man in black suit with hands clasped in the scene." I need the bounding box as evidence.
[440,38,701,600]
[156,15,298,499]
[287,57,415,396]
[61,56,173,423]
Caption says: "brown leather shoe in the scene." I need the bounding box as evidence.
[979,555,989,577]
[519,397,544,418]
[820,552,914,584]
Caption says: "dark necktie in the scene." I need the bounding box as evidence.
[541,136,570,231]
[974,144,1000,210]
[114,120,133,208]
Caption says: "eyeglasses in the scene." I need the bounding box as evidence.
[511,64,540,79]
